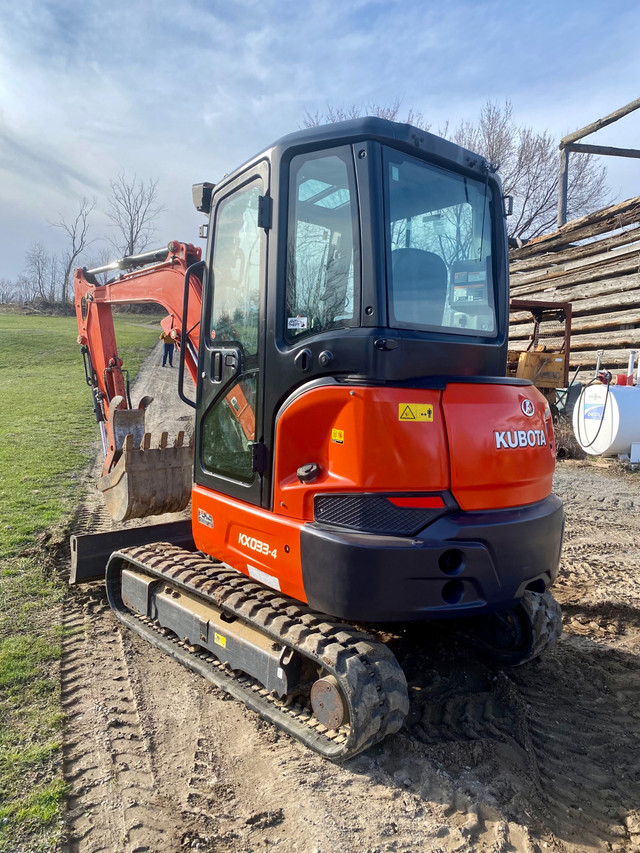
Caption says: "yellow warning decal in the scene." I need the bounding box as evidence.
[398,403,434,422]
[331,428,344,444]
[214,632,227,648]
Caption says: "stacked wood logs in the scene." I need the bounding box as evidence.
[509,196,640,373]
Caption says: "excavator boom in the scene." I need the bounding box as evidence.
[74,241,202,519]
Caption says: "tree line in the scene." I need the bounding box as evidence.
[0,173,163,308]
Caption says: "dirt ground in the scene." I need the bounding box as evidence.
[60,347,640,853]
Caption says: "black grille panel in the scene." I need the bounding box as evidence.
[314,494,442,536]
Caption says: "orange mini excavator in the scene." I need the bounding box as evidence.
[72,118,564,759]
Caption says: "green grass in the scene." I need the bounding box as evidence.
[0,310,162,852]
[0,313,161,559]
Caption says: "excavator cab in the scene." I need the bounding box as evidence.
[193,120,506,512]
[190,118,562,620]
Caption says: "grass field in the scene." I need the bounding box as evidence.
[0,310,162,852]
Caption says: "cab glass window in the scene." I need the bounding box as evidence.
[285,148,360,341]
[384,148,496,337]
[202,179,263,485]
[210,183,262,355]
[201,374,257,483]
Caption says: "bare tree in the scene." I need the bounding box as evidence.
[106,172,165,257]
[449,101,610,241]
[24,242,52,301]
[0,278,16,303]
[51,197,97,303]
[304,101,430,131]
[47,254,63,302]
[14,273,35,304]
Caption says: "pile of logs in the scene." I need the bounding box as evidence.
[509,196,640,373]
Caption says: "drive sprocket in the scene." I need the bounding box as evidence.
[459,590,563,666]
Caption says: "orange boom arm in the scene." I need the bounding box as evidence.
[74,241,203,519]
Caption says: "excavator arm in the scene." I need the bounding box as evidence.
[74,241,203,520]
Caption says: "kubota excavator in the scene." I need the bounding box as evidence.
[72,118,564,760]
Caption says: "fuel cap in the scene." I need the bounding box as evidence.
[297,463,320,483]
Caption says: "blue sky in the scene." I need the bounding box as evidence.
[1,0,639,282]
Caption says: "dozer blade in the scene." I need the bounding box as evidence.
[97,430,194,522]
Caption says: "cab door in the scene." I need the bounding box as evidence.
[195,163,269,506]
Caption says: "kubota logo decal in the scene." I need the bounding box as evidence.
[495,429,547,449]
[521,399,535,417]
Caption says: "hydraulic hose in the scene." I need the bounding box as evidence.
[575,374,611,451]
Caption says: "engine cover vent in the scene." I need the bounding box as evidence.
[314,494,445,536]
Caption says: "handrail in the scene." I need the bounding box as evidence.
[178,259,204,409]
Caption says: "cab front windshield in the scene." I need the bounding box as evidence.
[384,147,497,337]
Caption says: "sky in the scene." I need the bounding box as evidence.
[1,0,639,283]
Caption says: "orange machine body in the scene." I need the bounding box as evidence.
[192,381,557,613]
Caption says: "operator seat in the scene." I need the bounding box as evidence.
[391,248,448,327]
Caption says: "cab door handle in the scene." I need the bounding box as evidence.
[294,348,312,373]
[212,351,223,382]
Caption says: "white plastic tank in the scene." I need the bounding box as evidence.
[573,383,640,456]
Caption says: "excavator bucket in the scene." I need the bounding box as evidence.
[97,429,194,523]
[96,395,194,522]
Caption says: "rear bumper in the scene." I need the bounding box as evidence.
[300,494,564,622]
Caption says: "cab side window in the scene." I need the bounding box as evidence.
[210,184,262,355]
[202,181,263,484]
[285,149,360,340]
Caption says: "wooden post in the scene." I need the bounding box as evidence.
[561,97,640,148]
[566,142,640,159]
[557,148,569,228]
[556,97,640,229]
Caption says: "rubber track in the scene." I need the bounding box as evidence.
[519,590,563,664]
[106,542,409,761]
[461,590,563,667]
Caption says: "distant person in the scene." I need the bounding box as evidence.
[160,330,176,367]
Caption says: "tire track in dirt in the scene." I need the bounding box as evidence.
[513,639,640,850]
[389,579,640,850]
[61,586,175,852]
[62,345,197,852]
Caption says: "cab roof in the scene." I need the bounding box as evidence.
[268,116,491,177]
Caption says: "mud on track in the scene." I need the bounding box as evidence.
[60,347,640,852]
